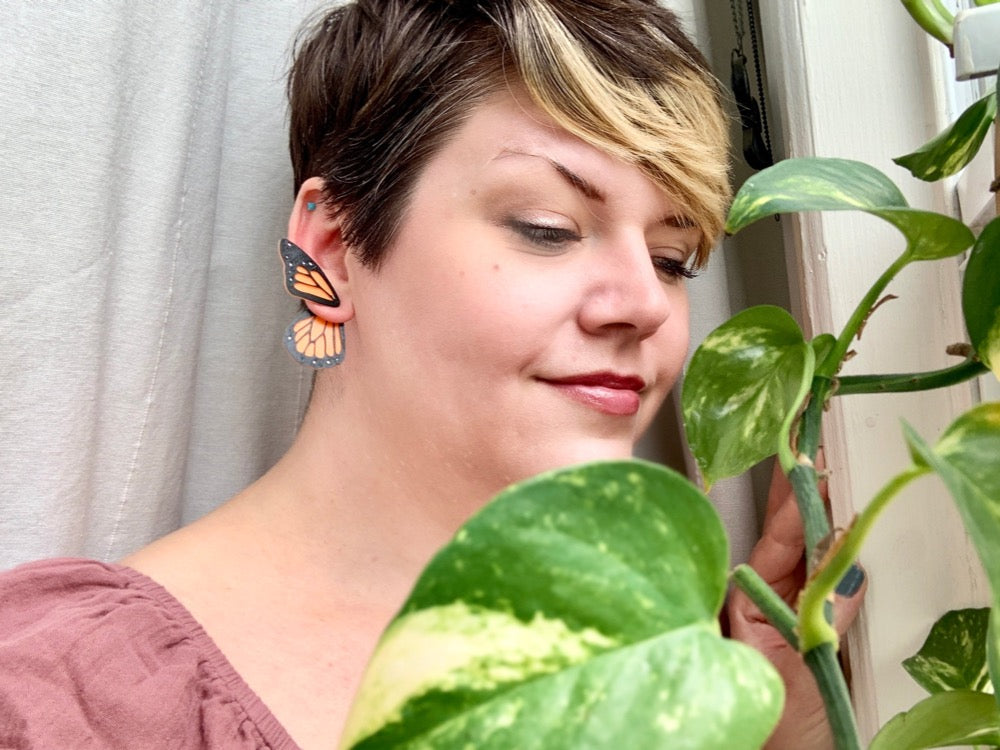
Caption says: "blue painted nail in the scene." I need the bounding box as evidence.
[835,564,865,597]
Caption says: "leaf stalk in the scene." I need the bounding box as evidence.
[732,565,799,649]
[817,253,911,379]
[806,643,863,750]
[835,358,988,395]
[798,465,929,652]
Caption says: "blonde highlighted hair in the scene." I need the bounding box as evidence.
[289,0,730,267]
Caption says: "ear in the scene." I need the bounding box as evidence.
[287,177,354,325]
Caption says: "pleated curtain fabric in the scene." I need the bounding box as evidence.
[0,0,758,570]
[0,1,322,567]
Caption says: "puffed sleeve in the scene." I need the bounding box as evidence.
[0,558,296,749]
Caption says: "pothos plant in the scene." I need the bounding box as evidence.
[336,7,1000,750]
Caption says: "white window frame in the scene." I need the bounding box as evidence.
[756,1,992,741]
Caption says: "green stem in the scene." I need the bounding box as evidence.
[835,358,988,395]
[785,377,834,565]
[806,643,862,750]
[798,465,929,652]
[733,565,860,747]
[793,466,927,750]
[731,565,799,649]
[778,344,818,474]
[817,253,911,378]
[798,377,831,461]
[790,460,832,563]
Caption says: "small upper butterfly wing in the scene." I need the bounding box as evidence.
[279,239,340,307]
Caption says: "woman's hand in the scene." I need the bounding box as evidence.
[728,460,867,750]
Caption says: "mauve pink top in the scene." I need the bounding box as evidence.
[0,558,301,749]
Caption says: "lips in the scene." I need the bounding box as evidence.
[540,371,646,416]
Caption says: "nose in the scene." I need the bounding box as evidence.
[577,237,675,340]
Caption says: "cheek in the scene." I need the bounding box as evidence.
[663,289,691,372]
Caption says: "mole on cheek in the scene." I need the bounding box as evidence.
[493,264,500,272]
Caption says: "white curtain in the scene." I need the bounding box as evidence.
[0,0,757,570]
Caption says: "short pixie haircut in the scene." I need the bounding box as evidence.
[288,0,730,268]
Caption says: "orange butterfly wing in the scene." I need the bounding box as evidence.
[279,239,345,367]
[284,309,346,368]
[280,238,340,307]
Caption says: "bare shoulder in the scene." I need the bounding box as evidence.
[123,498,390,749]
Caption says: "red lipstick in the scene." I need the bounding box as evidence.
[541,371,645,416]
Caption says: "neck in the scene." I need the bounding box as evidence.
[240,373,500,605]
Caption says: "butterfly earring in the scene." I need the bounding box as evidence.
[279,238,346,368]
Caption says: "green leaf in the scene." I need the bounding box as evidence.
[726,157,973,261]
[869,690,1000,750]
[341,461,784,750]
[901,0,955,45]
[875,208,976,261]
[682,306,812,486]
[894,91,997,181]
[726,157,907,233]
[903,608,992,694]
[904,403,1000,713]
[964,214,1000,377]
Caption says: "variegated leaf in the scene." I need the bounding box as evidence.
[869,690,1000,750]
[963,215,1000,377]
[726,157,973,261]
[904,403,1000,714]
[682,306,812,487]
[903,608,992,694]
[341,461,784,749]
[894,90,997,181]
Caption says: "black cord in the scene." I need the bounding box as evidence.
[746,0,773,160]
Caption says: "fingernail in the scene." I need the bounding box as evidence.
[835,564,865,597]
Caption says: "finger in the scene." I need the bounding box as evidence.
[748,491,805,585]
[832,564,867,635]
[762,458,793,526]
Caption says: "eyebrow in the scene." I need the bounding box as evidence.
[658,213,697,230]
[497,150,697,230]
[549,160,606,203]
[550,159,696,230]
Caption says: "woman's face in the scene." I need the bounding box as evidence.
[343,92,700,493]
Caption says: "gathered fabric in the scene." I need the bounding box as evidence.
[0,558,300,749]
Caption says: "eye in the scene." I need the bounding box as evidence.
[652,255,698,281]
[505,218,582,250]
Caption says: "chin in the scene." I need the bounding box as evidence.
[517,438,637,480]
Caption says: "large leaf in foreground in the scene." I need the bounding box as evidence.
[683,306,812,486]
[726,157,974,260]
[902,608,992,694]
[869,690,1000,750]
[341,461,783,749]
[964,214,1000,376]
[905,403,1000,713]
[894,90,997,181]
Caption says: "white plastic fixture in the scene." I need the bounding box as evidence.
[953,4,1000,80]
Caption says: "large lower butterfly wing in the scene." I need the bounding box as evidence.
[280,238,340,307]
[284,309,346,368]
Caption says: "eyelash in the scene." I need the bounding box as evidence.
[507,219,698,280]
[652,256,699,281]
[508,219,581,248]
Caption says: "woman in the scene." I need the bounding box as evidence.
[0,1,861,747]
